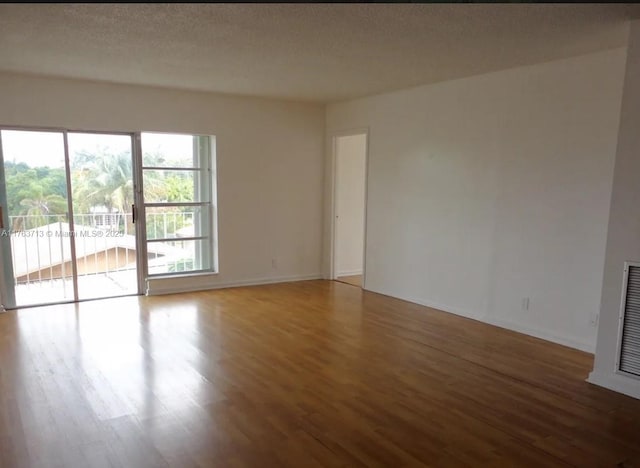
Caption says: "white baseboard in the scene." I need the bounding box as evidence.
[336,269,363,277]
[421,298,594,353]
[587,370,640,400]
[364,286,486,323]
[365,286,595,353]
[146,273,323,296]
[485,317,595,353]
[406,295,485,322]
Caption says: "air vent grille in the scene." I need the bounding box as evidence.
[619,264,640,377]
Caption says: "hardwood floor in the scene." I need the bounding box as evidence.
[335,275,362,288]
[1,280,639,467]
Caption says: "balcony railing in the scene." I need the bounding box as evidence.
[6,211,196,287]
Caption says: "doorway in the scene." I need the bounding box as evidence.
[332,132,367,288]
[0,128,141,308]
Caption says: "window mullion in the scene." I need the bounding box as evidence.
[140,132,215,276]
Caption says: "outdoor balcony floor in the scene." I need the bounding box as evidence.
[14,270,138,307]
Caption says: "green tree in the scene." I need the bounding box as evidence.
[72,149,133,214]
[71,148,135,233]
[4,161,68,230]
[19,193,67,229]
[4,148,197,237]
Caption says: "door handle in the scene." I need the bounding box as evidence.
[132,205,136,224]
[0,206,4,230]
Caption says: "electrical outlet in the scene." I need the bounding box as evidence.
[521,297,530,311]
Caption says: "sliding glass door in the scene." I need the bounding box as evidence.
[67,132,139,301]
[0,130,75,307]
[0,128,141,308]
[0,127,217,308]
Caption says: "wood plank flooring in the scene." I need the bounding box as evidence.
[1,280,639,467]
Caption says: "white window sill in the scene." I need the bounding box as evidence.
[147,270,219,281]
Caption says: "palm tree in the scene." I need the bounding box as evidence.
[18,193,67,230]
[71,147,195,236]
[72,149,134,231]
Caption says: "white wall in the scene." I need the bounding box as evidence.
[335,134,366,277]
[0,72,326,294]
[326,48,627,352]
[589,21,640,399]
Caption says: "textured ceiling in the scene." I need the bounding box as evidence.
[0,4,638,103]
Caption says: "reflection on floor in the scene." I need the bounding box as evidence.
[1,280,640,466]
[336,274,362,287]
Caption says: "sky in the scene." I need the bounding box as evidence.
[0,130,195,169]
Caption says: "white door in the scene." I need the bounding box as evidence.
[333,133,367,283]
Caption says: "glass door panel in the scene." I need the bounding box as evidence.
[67,133,138,300]
[0,130,74,307]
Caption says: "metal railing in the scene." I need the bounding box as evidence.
[7,211,195,286]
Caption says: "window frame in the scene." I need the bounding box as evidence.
[138,132,217,278]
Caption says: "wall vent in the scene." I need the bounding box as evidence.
[618,263,640,377]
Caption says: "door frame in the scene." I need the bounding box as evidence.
[0,124,144,309]
[330,128,370,288]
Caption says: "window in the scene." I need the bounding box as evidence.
[140,132,217,276]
